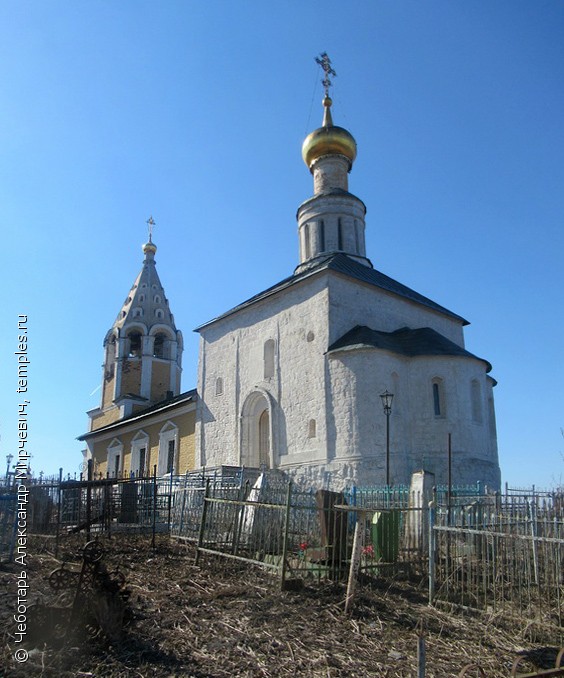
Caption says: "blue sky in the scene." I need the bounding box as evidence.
[1,1,563,488]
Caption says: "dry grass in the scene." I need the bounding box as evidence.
[0,535,560,677]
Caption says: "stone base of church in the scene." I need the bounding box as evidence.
[278,456,501,492]
[280,458,389,491]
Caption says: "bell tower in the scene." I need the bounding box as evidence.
[91,220,183,431]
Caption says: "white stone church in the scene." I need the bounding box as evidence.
[193,92,501,490]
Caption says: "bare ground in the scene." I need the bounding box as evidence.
[0,535,561,677]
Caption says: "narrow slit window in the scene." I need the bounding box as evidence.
[304,223,311,259]
[308,419,316,438]
[264,340,275,379]
[432,380,445,417]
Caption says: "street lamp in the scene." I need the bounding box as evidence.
[5,454,13,480]
[379,390,394,486]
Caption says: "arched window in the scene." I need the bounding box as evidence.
[155,309,164,319]
[471,379,482,423]
[154,295,161,304]
[215,377,224,396]
[133,307,143,317]
[130,431,148,477]
[107,439,123,478]
[263,339,275,379]
[128,331,142,357]
[153,332,168,359]
[338,218,344,250]
[432,378,445,417]
[158,422,178,476]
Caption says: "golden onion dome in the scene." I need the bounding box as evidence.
[302,96,357,171]
[143,239,157,256]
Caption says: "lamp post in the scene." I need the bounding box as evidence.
[5,453,13,481]
[379,390,394,486]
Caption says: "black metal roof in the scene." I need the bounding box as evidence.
[195,253,467,331]
[327,325,491,371]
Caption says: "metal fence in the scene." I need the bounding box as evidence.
[0,493,17,562]
[1,466,263,547]
[171,475,433,586]
[5,467,563,636]
[430,492,564,638]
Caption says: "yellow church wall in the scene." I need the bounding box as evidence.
[90,406,121,431]
[151,361,171,402]
[89,407,196,478]
[101,372,115,409]
[174,410,196,473]
[120,359,142,394]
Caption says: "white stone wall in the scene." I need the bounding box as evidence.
[327,274,466,347]
[195,268,500,491]
[196,276,332,470]
[326,348,500,488]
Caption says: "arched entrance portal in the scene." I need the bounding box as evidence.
[240,391,272,469]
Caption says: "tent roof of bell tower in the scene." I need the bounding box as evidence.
[109,237,178,340]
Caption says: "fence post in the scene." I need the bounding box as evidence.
[344,510,365,614]
[151,465,157,549]
[104,483,111,538]
[178,472,189,537]
[279,481,292,590]
[86,459,93,541]
[167,471,174,533]
[195,478,211,566]
[528,499,539,586]
[55,467,63,559]
[416,618,426,678]
[428,497,436,605]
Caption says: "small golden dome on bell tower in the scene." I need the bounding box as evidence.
[143,240,157,256]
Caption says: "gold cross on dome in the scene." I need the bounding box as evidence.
[146,215,155,242]
[315,52,337,97]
